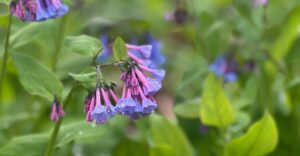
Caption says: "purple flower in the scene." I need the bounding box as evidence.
[50,98,65,122]
[10,0,68,22]
[145,34,165,66]
[97,35,112,62]
[252,0,268,7]
[210,55,238,82]
[85,85,118,124]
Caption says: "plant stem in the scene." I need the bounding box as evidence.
[0,13,12,102]
[44,82,80,156]
[51,16,66,71]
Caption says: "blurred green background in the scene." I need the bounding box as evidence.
[1,0,300,155]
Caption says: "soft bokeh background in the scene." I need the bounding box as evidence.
[1,0,300,155]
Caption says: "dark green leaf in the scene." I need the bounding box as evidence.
[113,37,127,61]
[226,112,278,156]
[64,35,102,56]
[12,53,63,101]
[200,74,235,127]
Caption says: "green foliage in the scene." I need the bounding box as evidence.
[174,98,200,119]
[0,14,8,28]
[200,74,235,127]
[150,115,194,156]
[226,112,278,156]
[64,35,102,56]
[113,37,128,61]
[12,53,63,101]
[69,67,96,89]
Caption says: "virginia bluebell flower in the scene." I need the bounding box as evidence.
[50,98,65,122]
[145,34,165,66]
[85,84,118,124]
[210,55,238,82]
[97,35,113,62]
[252,0,268,7]
[10,0,68,22]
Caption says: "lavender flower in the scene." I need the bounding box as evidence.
[210,55,238,82]
[252,0,268,7]
[10,0,68,22]
[85,85,118,124]
[50,98,65,122]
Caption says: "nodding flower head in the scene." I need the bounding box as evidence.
[84,84,118,124]
[115,64,160,120]
[50,98,65,122]
[252,0,268,7]
[10,0,68,22]
[210,54,238,83]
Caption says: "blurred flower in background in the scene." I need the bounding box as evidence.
[210,53,238,83]
[10,0,68,21]
[252,0,269,7]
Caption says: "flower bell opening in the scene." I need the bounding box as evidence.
[50,98,65,122]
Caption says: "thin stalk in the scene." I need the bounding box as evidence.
[44,82,80,156]
[51,16,66,71]
[0,13,12,102]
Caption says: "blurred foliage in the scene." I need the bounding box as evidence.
[1,0,300,156]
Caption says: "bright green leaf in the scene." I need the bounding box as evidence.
[12,53,63,101]
[0,0,11,5]
[113,37,127,61]
[174,98,200,119]
[200,74,235,127]
[150,114,194,156]
[271,5,300,61]
[235,77,258,109]
[0,14,9,28]
[64,35,102,56]
[150,144,175,156]
[226,112,278,156]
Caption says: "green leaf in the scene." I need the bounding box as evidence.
[235,77,258,109]
[64,35,102,56]
[150,144,175,156]
[0,14,9,28]
[0,0,11,5]
[226,112,278,156]
[10,22,49,49]
[113,37,127,61]
[69,67,96,89]
[200,74,235,127]
[12,53,63,101]
[0,134,48,156]
[150,114,194,156]
[271,5,300,61]
[174,98,200,119]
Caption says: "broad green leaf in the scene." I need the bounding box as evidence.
[0,134,48,156]
[64,35,102,56]
[0,113,32,130]
[150,144,175,156]
[174,98,200,119]
[150,114,194,156]
[229,111,251,134]
[12,53,63,101]
[0,13,8,27]
[200,74,235,127]
[114,139,150,156]
[10,22,49,49]
[235,77,258,109]
[113,37,127,61]
[271,5,300,61]
[226,112,278,156]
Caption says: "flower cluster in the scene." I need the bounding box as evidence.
[50,97,65,122]
[210,54,238,83]
[10,0,68,21]
[85,42,165,124]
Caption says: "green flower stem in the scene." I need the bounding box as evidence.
[44,51,104,156]
[51,16,67,71]
[44,82,80,156]
[0,13,12,102]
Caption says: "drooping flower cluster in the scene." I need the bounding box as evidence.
[84,83,118,124]
[210,54,238,83]
[10,0,68,21]
[50,97,65,122]
[85,41,165,124]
